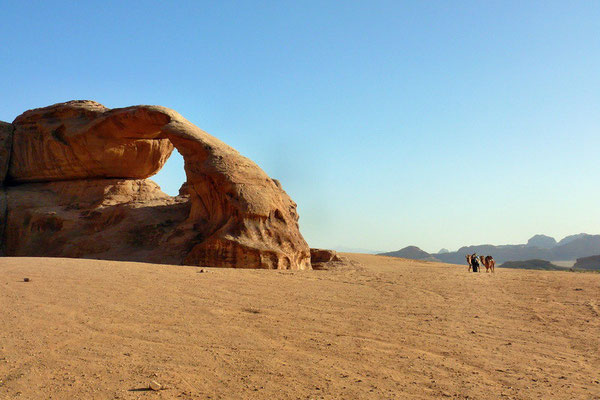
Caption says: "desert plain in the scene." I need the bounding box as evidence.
[0,254,599,399]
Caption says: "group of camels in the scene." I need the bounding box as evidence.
[466,254,495,273]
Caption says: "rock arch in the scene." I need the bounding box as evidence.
[0,101,311,269]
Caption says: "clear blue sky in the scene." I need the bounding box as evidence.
[2,1,599,253]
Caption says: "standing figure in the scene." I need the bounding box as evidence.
[471,253,480,272]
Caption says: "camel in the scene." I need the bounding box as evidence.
[479,255,495,273]
[466,254,472,272]
[479,255,487,272]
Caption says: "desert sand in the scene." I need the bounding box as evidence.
[1,254,599,399]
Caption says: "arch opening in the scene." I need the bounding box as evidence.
[150,147,186,197]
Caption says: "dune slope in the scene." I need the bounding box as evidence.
[0,254,599,399]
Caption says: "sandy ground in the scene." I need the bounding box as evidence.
[1,254,599,399]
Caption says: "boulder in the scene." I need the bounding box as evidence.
[2,101,311,269]
[310,248,341,263]
[310,248,342,270]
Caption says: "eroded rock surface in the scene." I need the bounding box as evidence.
[1,101,311,269]
[310,248,342,270]
[0,121,12,255]
[0,121,13,183]
[9,101,174,182]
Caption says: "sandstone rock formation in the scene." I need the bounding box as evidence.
[310,248,341,263]
[0,100,311,269]
[310,248,342,270]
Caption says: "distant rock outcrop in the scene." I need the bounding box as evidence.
[573,255,600,270]
[437,248,449,254]
[379,246,440,262]
[0,100,311,269]
[526,234,557,249]
[499,259,564,271]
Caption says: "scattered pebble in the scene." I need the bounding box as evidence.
[23,278,30,282]
[149,380,162,391]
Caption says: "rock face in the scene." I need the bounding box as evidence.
[0,100,311,269]
[0,122,12,255]
[0,121,13,183]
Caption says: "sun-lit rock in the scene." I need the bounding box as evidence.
[1,101,311,269]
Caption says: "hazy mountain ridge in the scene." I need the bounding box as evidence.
[381,234,600,266]
[379,246,441,262]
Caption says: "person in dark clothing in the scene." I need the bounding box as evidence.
[471,253,480,272]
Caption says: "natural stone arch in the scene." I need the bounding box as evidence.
[3,101,311,269]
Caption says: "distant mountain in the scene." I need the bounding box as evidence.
[437,248,449,254]
[573,255,600,270]
[558,233,589,246]
[550,235,600,260]
[526,234,557,249]
[499,259,564,271]
[383,233,600,265]
[379,246,440,262]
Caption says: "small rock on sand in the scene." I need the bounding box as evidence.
[149,380,162,391]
